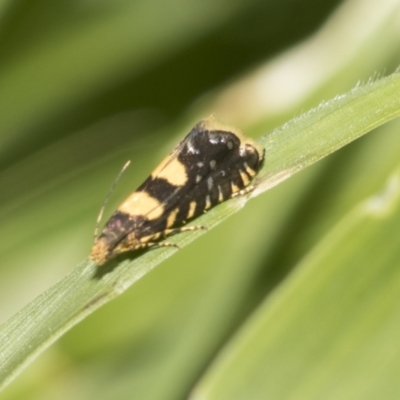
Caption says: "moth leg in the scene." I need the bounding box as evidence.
[136,241,180,250]
[152,225,208,250]
[118,232,181,253]
[111,225,208,258]
[162,225,208,237]
[155,241,180,249]
[231,185,255,198]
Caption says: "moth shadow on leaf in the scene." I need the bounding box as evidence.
[91,248,149,279]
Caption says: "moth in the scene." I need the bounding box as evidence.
[90,117,264,266]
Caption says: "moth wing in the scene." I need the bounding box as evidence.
[120,121,242,223]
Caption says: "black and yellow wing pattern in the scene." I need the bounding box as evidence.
[91,117,264,265]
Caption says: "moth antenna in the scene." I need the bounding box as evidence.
[94,160,131,240]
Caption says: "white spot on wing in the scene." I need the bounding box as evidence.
[207,176,214,191]
[218,185,223,202]
[209,136,219,144]
[187,141,200,154]
[209,160,216,170]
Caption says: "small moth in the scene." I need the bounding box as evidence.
[90,117,264,266]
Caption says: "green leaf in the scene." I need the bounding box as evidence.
[191,162,400,400]
[1,70,400,391]
[0,0,255,164]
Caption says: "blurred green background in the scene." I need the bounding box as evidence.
[2,0,400,399]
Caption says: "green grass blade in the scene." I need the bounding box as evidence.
[0,0,252,162]
[1,71,400,391]
[256,72,400,193]
[191,165,400,400]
